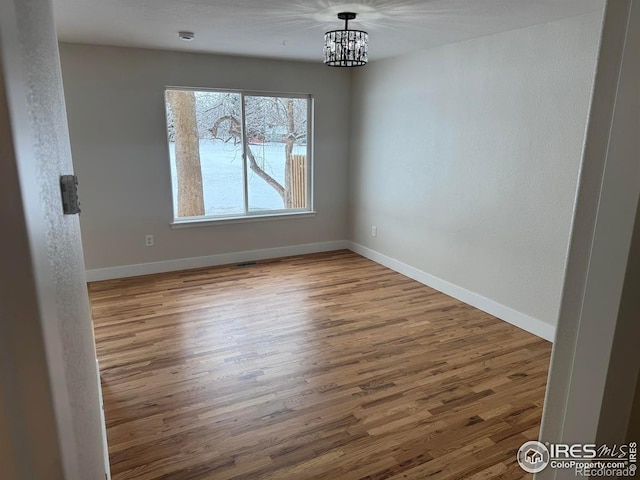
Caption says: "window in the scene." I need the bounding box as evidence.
[164,88,312,223]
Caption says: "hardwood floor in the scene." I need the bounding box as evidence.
[89,250,551,480]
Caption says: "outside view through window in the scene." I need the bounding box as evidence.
[165,89,310,220]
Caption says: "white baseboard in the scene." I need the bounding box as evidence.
[85,240,350,282]
[86,239,555,342]
[348,242,556,342]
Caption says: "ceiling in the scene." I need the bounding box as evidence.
[53,0,604,62]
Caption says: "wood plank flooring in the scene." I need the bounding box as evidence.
[89,250,551,480]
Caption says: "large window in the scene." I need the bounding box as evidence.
[164,88,312,223]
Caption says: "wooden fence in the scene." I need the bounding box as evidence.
[289,154,307,208]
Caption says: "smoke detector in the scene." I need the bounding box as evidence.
[178,31,195,41]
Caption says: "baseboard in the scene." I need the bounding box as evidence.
[86,239,556,342]
[85,240,350,282]
[348,242,556,342]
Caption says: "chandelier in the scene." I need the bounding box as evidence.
[323,12,368,67]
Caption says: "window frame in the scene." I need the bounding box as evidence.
[164,86,315,227]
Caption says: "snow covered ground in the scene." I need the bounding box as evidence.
[169,140,306,217]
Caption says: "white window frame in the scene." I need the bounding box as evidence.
[164,86,315,227]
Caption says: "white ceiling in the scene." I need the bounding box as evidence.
[53,0,604,62]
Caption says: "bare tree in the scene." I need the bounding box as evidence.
[166,90,205,217]
[210,112,286,202]
[209,95,306,208]
[283,99,295,208]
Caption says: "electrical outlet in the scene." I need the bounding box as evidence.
[371,226,377,237]
[145,235,154,247]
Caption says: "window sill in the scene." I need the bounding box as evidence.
[170,211,317,229]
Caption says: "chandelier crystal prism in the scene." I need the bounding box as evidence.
[323,12,368,67]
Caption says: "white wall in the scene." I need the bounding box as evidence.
[59,44,351,271]
[348,12,603,328]
[0,38,63,480]
[0,0,106,478]
[598,198,640,444]
[538,2,639,475]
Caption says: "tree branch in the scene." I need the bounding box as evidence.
[210,113,286,205]
[210,115,241,140]
[203,101,224,114]
[245,147,285,201]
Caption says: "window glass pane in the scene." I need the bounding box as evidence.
[165,89,311,221]
[244,95,308,212]
[166,90,244,218]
